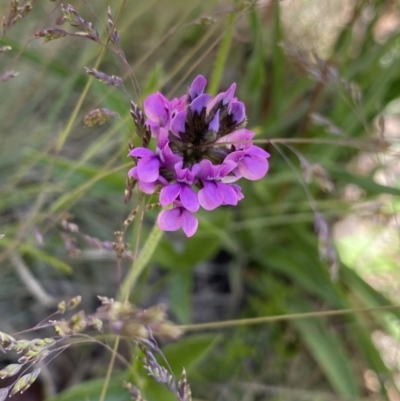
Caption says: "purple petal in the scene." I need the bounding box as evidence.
[146,120,161,138]
[160,183,181,206]
[222,83,236,105]
[180,209,198,237]
[247,145,270,159]
[157,208,181,232]
[170,110,187,136]
[159,142,182,168]
[189,75,207,99]
[219,160,237,177]
[229,101,245,123]
[139,180,157,194]
[128,147,155,158]
[157,127,169,148]
[231,184,244,201]
[220,171,241,184]
[170,95,187,116]
[198,181,223,210]
[208,109,220,132]
[217,129,254,151]
[206,93,223,114]
[196,159,216,180]
[144,93,169,125]
[190,94,212,114]
[129,165,157,194]
[238,155,269,180]
[180,185,199,212]
[217,182,238,205]
[137,157,160,182]
[128,167,138,178]
[175,162,196,184]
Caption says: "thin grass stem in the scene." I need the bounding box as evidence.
[208,12,236,95]
[179,305,400,331]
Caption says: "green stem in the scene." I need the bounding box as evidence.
[119,223,163,301]
[98,337,120,401]
[179,304,400,331]
[208,12,236,96]
[97,1,131,400]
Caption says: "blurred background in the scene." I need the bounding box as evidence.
[1,0,400,400]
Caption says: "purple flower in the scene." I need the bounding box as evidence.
[144,93,169,126]
[128,167,167,194]
[225,146,270,181]
[156,128,183,169]
[144,93,187,137]
[129,74,270,237]
[128,147,160,183]
[159,162,199,212]
[157,205,198,237]
[128,129,181,183]
[196,159,240,210]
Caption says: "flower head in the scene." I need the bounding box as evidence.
[128,75,270,236]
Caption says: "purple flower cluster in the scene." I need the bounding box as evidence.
[128,75,270,237]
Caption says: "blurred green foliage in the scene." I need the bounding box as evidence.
[1,0,400,400]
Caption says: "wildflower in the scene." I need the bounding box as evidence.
[144,93,186,137]
[128,128,181,185]
[129,75,270,237]
[159,162,199,213]
[157,204,198,238]
[196,159,240,210]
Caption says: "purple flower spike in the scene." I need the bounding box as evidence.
[130,74,270,237]
[157,206,198,237]
[189,75,207,100]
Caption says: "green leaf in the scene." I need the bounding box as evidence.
[143,63,163,96]
[153,210,231,271]
[162,334,221,375]
[45,374,126,401]
[329,167,400,197]
[142,334,221,401]
[289,300,360,397]
[169,272,192,323]
[0,238,72,274]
